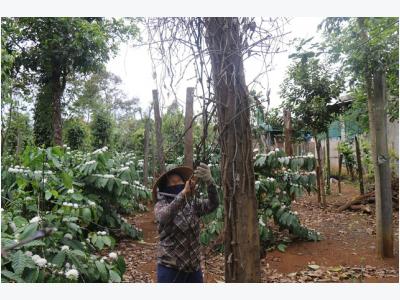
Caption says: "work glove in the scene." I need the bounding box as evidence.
[194,162,214,185]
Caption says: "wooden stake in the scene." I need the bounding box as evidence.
[184,87,194,168]
[152,89,166,175]
[355,135,365,195]
[338,154,343,194]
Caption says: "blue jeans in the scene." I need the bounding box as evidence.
[157,264,203,283]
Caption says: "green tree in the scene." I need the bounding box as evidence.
[2,17,138,147]
[63,118,90,150]
[91,110,113,149]
[320,17,398,258]
[280,39,345,206]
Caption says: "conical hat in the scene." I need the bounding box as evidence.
[152,166,193,202]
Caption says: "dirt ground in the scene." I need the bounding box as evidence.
[116,181,399,283]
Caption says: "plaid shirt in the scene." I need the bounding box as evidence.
[154,183,219,272]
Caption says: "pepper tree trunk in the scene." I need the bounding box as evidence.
[152,89,166,175]
[325,130,331,195]
[368,70,393,257]
[315,136,326,207]
[51,67,67,146]
[354,135,365,195]
[205,17,261,282]
[143,109,152,187]
[184,87,194,168]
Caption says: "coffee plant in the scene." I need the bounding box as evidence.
[254,148,320,250]
[199,149,320,252]
[1,145,150,282]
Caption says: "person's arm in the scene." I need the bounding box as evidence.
[193,182,219,217]
[154,192,186,225]
[154,180,192,225]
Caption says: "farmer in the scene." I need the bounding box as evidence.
[153,163,219,283]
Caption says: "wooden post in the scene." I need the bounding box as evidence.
[325,130,331,195]
[338,154,343,194]
[184,87,194,168]
[283,109,293,156]
[152,90,166,175]
[315,136,326,208]
[284,109,295,202]
[368,70,393,257]
[143,108,152,187]
[354,135,365,195]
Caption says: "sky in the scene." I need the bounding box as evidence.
[106,17,324,114]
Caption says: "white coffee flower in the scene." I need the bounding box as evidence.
[73,203,79,209]
[65,262,71,269]
[25,251,33,257]
[29,216,41,224]
[32,255,47,267]
[108,252,117,260]
[119,166,129,172]
[65,269,79,280]
[88,200,96,207]
[121,181,129,185]
[294,211,298,215]
[64,233,73,240]
[67,188,74,194]
[61,245,70,252]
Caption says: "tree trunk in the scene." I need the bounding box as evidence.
[338,154,343,194]
[152,89,166,175]
[315,136,326,207]
[355,135,365,195]
[1,90,14,155]
[52,70,66,146]
[143,109,152,187]
[368,70,393,258]
[184,87,194,168]
[325,130,331,195]
[205,17,261,282]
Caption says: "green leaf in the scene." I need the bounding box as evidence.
[1,270,25,283]
[95,261,108,281]
[19,222,38,241]
[52,251,66,267]
[277,243,287,252]
[13,216,28,228]
[95,237,104,250]
[61,172,73,189]
[103,235,112,247]
[12,251,30,275]
[72,193,83,201]
[45,190,52,200]
[116,256,126,274]
[24,268,39,283]
[81,208,92,223]
[109,269,121,283]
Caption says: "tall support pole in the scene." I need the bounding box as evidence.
[152,89,166,175]
[184,87,194,168]
[354,135,365,195]
[368,70,393,257]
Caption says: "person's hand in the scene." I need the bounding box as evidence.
[182,179,196,197]
[194,163,213,185]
